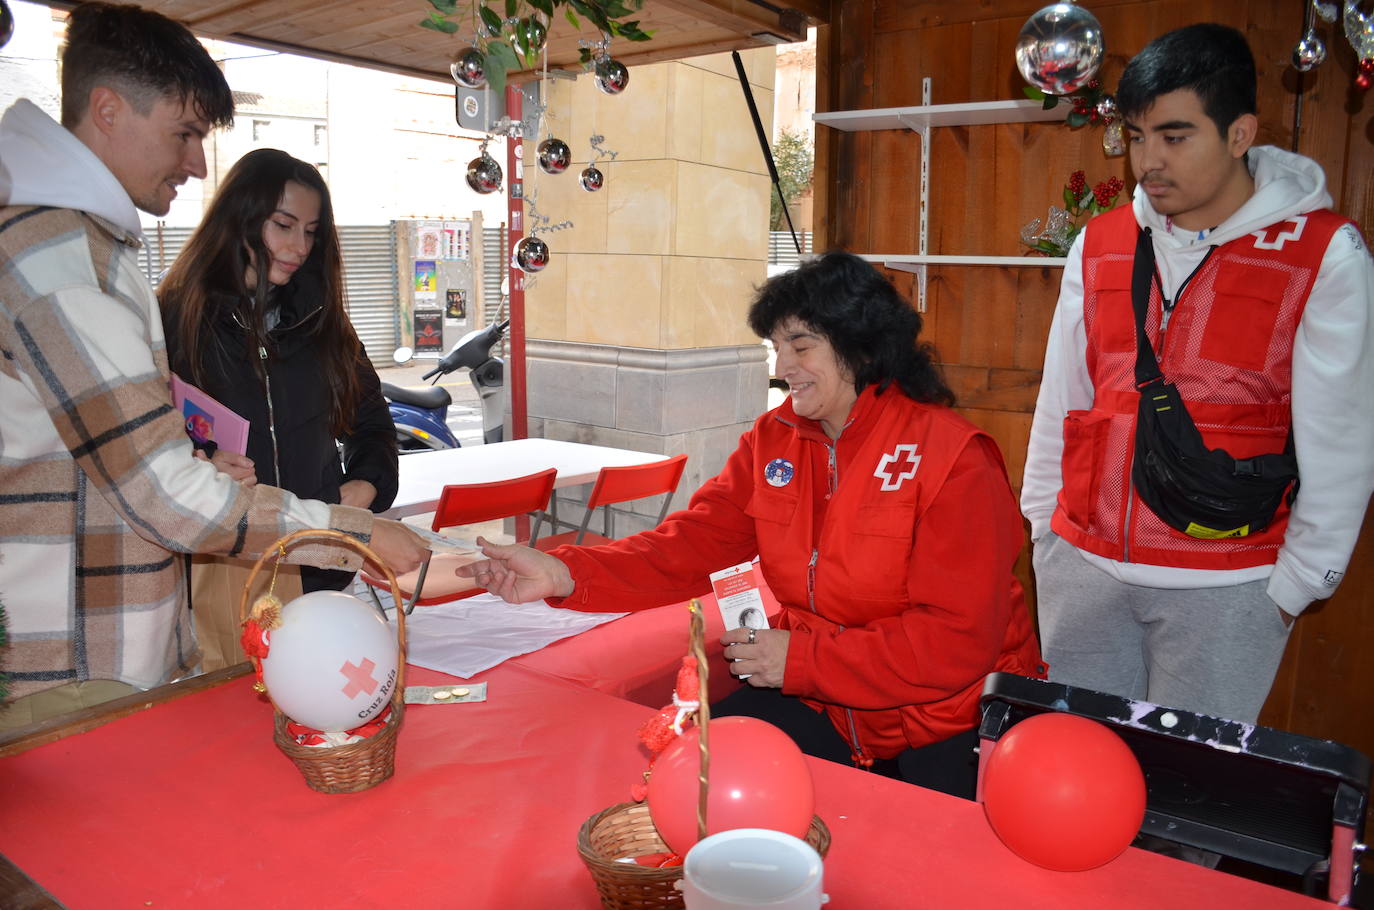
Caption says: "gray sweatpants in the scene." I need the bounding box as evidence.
[1033,532,1293,724]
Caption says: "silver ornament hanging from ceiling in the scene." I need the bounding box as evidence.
[517,16,547,53]
[579,166,604,192]
[512,235,550,273]
[466,152,503,194]
[1292,31,1328,71]
[579,133,618,193]
[451,46,487,89]
[537,137,571,175]
[595,58,630,95]
[1,0,14,49]
[1014,2,1106,96]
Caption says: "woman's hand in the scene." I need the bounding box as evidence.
[339,479,378,509]
[722,627,790,688]
[455,536,575,604]
[195,448,257,487]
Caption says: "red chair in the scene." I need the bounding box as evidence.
[362,467,557,613]
[541,453,688,547]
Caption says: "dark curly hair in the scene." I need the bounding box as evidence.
[747,250,954,407]
[61,2,234,129]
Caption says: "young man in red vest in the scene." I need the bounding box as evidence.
[1021,23,1374,724]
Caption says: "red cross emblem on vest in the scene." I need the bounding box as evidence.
[874,444,921,491]
[1251,215,1307,251]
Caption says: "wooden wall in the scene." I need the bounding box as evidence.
[814,0,1374,800]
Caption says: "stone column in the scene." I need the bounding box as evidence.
[522,50,775,536]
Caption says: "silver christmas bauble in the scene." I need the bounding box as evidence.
[1292,31,1327,71]
[512,235,550,273]
[1095,94,1118,120]
[579,165,604,192]
[1014,2,1106,96]
[537,137,571,175]
[595,59,630,95]
[465,154,503,194]
[1,0,14,50]
[450,47,487,89]
[517,16,547,53]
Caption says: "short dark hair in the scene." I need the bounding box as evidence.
[60,2,234,130]
[748,250,955,407]
[1116,23,1256,136]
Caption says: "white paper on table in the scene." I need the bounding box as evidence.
[396,592,626,679]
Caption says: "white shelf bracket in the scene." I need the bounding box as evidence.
[917,77,931,312]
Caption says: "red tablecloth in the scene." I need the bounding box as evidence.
[0,660,1325,909]
[510,588,780,707]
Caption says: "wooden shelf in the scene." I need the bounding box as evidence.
[863,255,1069,270]
[817,81,1073,311]
[813,99,1068,134]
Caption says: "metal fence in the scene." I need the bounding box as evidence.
[139,223,400,363]
[768,230,813,266]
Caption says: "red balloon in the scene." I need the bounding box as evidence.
[981,713,1146,872]
[646,717,814,854]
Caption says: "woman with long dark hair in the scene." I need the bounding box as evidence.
[454,251,1044,798]
[159,148,397,604]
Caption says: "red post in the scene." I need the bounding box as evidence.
[505,83,528,442]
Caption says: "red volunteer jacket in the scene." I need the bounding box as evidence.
[1052,205,1349,569]
[552,385,1044,762]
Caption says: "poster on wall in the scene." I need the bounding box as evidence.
[416,225,444,260]
[413,311,444,353]
[445,289,467,321]
[414,220,471,261]
[413,259,437,301]
[442,221,471,260]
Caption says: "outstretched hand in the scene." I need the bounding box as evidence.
[455,536,575,604]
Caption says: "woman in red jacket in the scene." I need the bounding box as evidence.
[463,251,1043,797]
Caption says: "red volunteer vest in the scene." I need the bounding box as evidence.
[1050,204,1349,570]
[750,390,1040,758]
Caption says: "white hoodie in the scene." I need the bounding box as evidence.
[0,98,142,236]
[1021,145,1374,615]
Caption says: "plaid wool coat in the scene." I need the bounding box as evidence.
[0,103,373,700]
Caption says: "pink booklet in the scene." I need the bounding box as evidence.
[169,374,250,455]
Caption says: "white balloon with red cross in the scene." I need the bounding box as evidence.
[259,591,400,733]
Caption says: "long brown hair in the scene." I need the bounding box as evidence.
[159,148,362,435]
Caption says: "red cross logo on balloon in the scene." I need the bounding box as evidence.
[873,443,921,491]
[340,657,379,699]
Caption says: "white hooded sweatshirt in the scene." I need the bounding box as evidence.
[1021,145,1374,615]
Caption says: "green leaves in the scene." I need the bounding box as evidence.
[479,4,503,36]
[485,39,521,94]
[420,14,460,33]
[423,1,652,84]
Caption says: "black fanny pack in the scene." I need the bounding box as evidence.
[1128,227,1299,539]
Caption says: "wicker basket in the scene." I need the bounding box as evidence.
[576,601,831,909]
[239,529,407,794]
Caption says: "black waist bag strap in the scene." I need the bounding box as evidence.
[1128,227,1299,539]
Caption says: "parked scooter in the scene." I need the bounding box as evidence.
[382,319,509,452]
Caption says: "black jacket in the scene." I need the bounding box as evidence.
[164,272,398,590]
